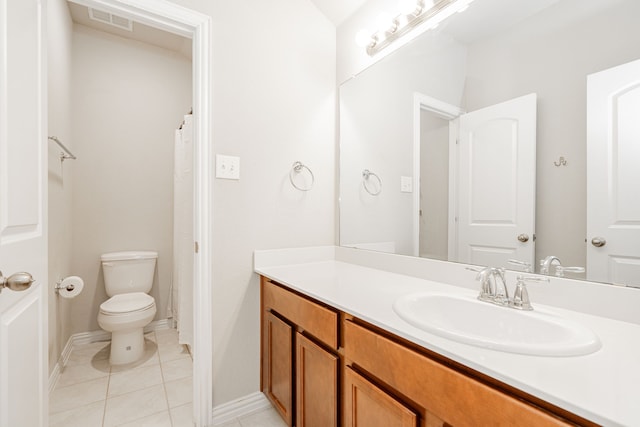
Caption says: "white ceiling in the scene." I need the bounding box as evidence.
[309,0,369,26]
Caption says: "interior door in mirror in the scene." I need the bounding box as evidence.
[587,59,640,287]
[453,93,537,269]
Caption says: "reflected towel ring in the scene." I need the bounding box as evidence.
[289,161,314,191]
[554,156,567,167]
[362,169,382,195]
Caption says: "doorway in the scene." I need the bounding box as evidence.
[412,93,537,270]
[61,1,212,425]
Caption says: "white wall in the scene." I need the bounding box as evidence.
[47,0,74,375]
[340,32,466,255]
[166,0,337,407]
[69,25,192,333]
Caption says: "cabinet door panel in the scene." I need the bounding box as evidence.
[264,311,293,426]
[263,279,339,348]
[344,320,571,426]
[344,367,418,427]
[296,333,338,427]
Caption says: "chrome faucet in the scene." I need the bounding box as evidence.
[469,267,509,306]
[540,256,561,275]
[469,267,548,310]
[492,268,509,306]
[539,256,585,277]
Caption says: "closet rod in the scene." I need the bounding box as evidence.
[48,136,77,161]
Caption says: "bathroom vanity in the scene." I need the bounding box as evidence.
[255,247,640,427]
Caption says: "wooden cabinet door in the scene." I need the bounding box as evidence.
[344,367,418,427]
[296,333,338,427]
[264,311,293,426]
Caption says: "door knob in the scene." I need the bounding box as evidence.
[517,234,530,243]
[0,271,35,293]
[591,237,606,247]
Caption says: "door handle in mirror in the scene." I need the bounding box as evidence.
[517,234,529,243]
[591,237,606,247]
[0,271,35,293]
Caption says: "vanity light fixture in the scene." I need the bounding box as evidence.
[360,0,475,56]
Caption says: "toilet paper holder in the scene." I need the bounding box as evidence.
[55,277,76,293]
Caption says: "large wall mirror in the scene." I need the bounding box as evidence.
[339,0,640,287]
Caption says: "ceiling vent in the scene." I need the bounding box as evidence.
[88,8,133,31]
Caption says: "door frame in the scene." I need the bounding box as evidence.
[412,93,464,257]
[67,0,213,425]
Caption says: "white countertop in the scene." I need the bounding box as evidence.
[255,250,640,426]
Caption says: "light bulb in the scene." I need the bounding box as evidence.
[355,29,373,47]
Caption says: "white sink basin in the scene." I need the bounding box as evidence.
[393,292,601,356]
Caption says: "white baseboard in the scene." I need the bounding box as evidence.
[48,363,60,394]
[48,318,175,392]
[211,392,271,426]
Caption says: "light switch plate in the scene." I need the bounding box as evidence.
[216,154,240,180]
[400,176,413,193]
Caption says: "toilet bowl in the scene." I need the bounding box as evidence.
[98,292,156,364]
[98,251,158,365]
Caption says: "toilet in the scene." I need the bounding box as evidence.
[97,251,158,365]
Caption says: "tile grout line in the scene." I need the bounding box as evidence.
[101,358,113,427]
[51,330,199,427]
[157,332,175,427]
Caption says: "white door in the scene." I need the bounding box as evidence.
[587,59,640,287]
[453,94,537,269]
[0,0,48,426]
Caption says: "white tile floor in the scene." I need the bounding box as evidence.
[49,328,286,427]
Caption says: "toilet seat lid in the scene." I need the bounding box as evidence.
[100,292,155,314]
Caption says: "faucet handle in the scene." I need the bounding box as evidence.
[467,266,494,301]
[508,259,533,273]
[518,275,551,284]
[510,275,550,310]
[554,266,585,277]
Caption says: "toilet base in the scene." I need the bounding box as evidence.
[110,328,145,365]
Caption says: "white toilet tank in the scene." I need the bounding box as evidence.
[101,251,158,296]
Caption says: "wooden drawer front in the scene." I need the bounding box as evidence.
[264,311,293,426]
[296,333,338,427]
[344,321,571,427]
[263,279,338,348]
[344,366,418,427]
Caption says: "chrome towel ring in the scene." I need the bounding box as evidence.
[362,169,382,195]
[290,161,314,191]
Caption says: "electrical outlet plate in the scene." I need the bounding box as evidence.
[216,154,240,180]
[401,176,413,193]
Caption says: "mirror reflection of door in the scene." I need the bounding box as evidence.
[419,93,537,270]
[587,59,640,287]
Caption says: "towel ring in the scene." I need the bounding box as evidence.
[554,156,567,167]
[362,169,382,196]
[289,161,314,191]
